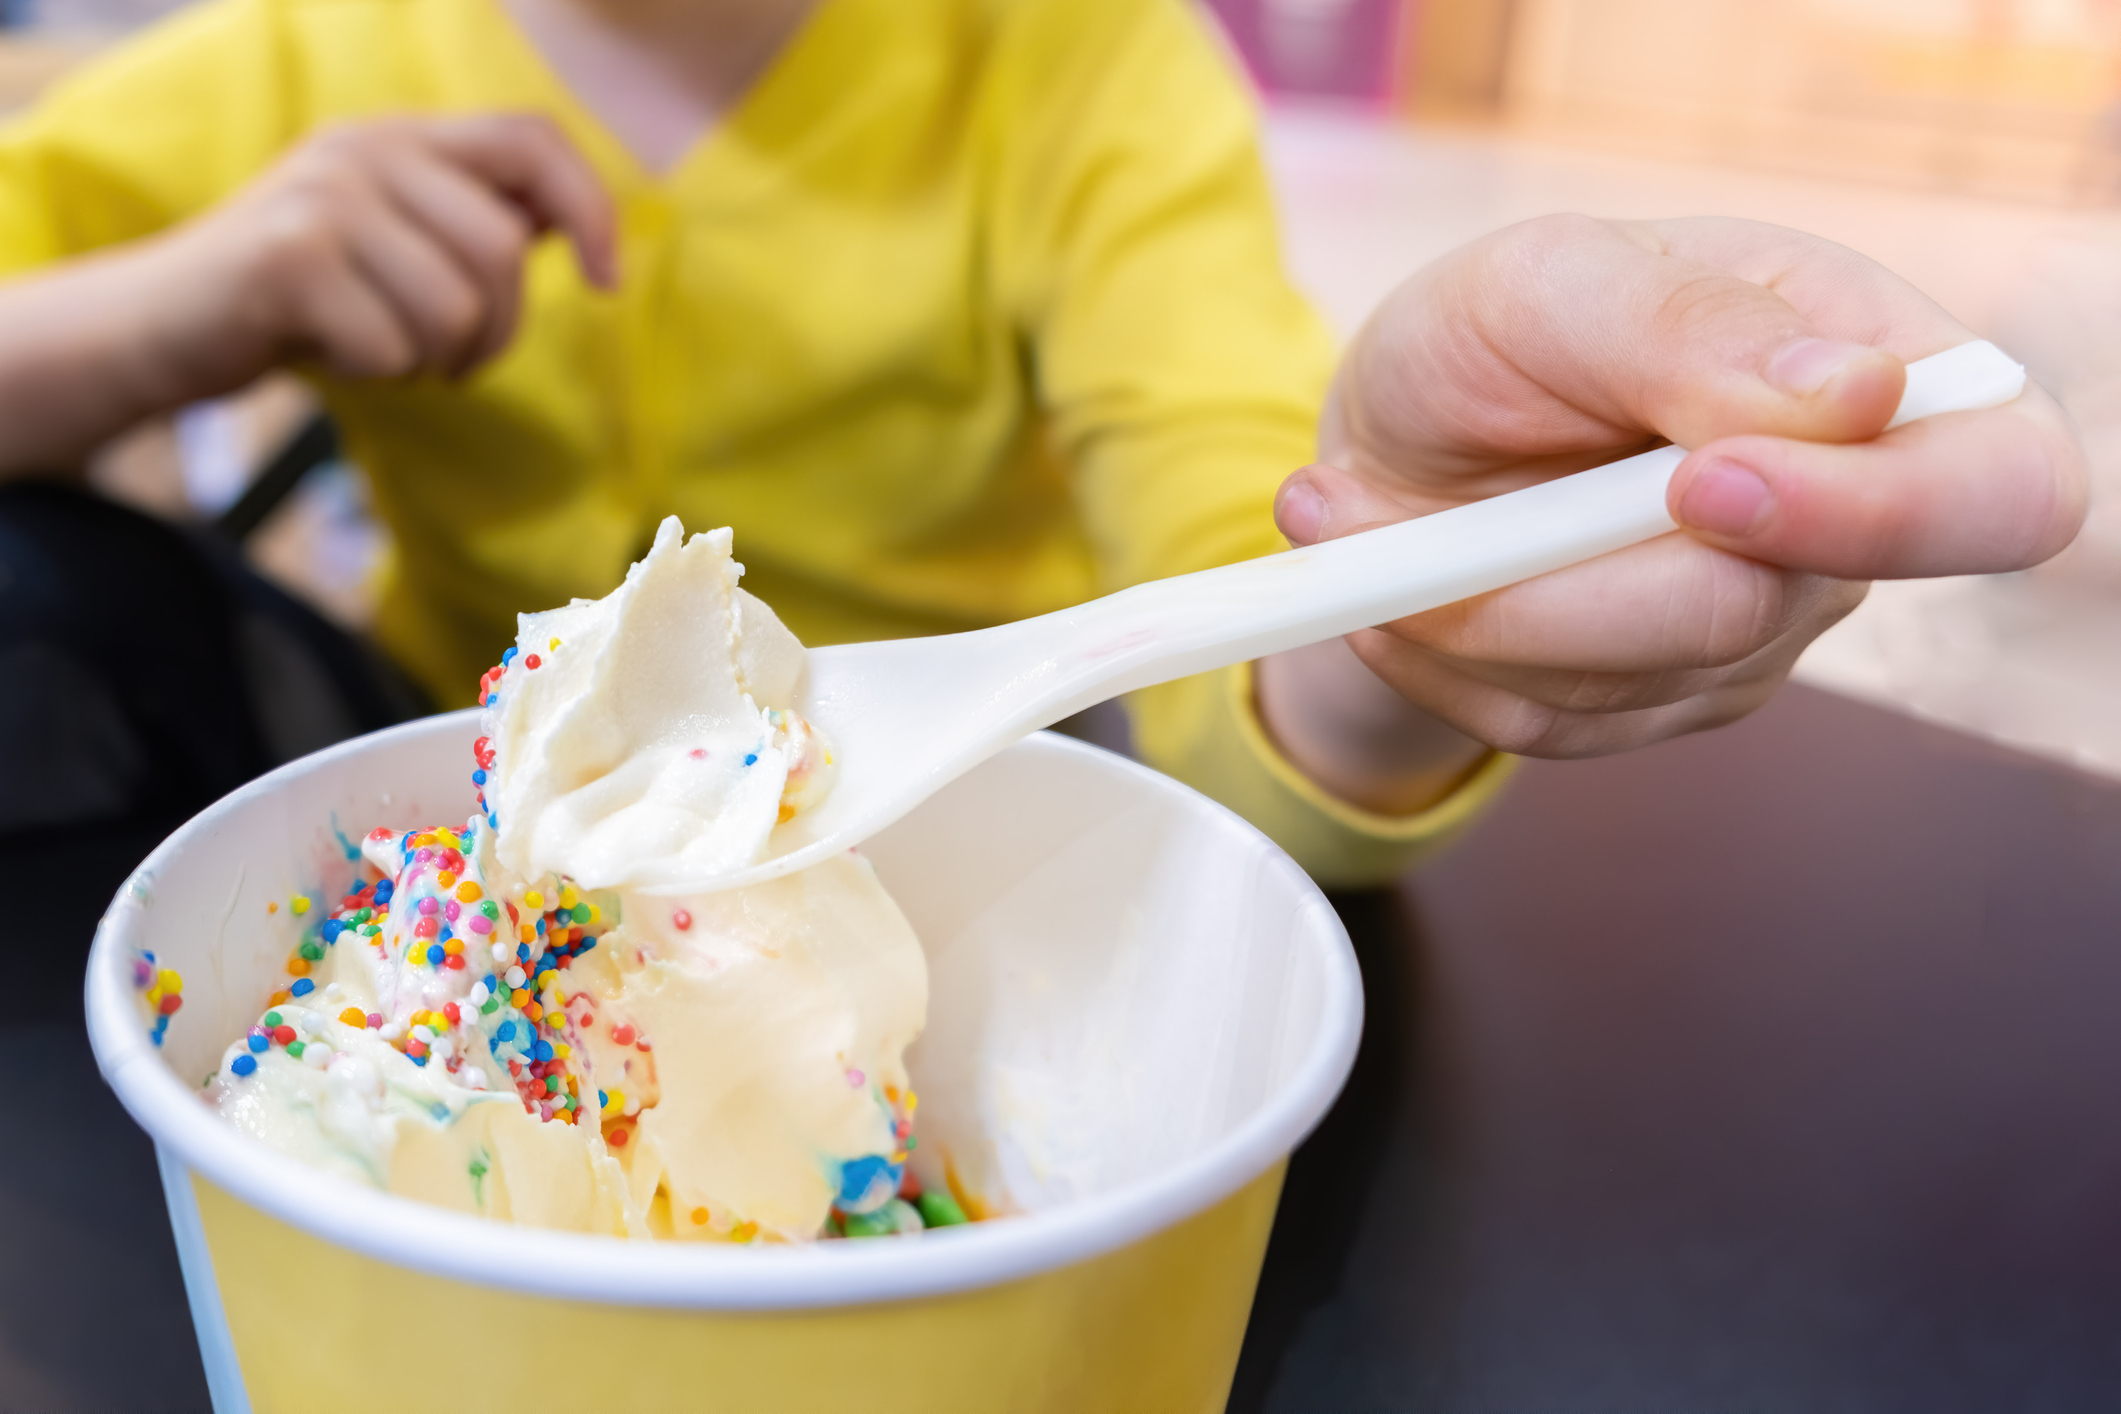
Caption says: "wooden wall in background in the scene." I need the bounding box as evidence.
[1405,0,1517,120]
[1498,0,2121,205]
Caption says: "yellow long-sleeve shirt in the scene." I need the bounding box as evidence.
[0,0,1507,883]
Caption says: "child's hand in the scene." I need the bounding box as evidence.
[148,113,616,389]
[0,114,617,473]
[1255,215,2087,807]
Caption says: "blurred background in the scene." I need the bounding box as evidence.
[1,0,2117,775]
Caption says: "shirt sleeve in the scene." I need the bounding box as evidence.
[0,0,292,276]
[986,0,1509,884]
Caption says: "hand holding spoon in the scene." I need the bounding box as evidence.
[671,340,2026,893]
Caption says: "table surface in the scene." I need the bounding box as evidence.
[9,683,2121,1413]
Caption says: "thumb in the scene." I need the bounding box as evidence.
[1340,215,1915,482]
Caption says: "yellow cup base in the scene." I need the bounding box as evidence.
[197,1163,1286,1413]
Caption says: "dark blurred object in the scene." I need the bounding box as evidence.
[0,1021,208,1411]
[214,410,339,542]
[1235,683,2121,1412]
[0,480,424,1024]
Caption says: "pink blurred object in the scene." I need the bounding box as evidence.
[1203,0,1409,107]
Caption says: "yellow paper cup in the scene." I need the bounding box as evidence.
[86,713,1361,1413]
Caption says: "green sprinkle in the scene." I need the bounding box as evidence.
[561,1094,577,1111]
[286,1040,306,1060]
[354,908,373,923]
[569,903,591,925]
[298,941,324,961]
[544,1075,561,1094]
[839,1210,896,1238]
[481,900,500,919]
[915,1191,967,1228]
[480,998,500,1014]
[263,1011,282,1028]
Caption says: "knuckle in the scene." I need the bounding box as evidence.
[431,282,485,345]
[475,212,532,272]
[1475,700,1572,759]
[338,329,416,380]
[1512,211,1610,255]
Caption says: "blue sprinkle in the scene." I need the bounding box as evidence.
[411,1052,429,1067]
[578,936,597,953]
[533,1040,555,1062]
[502,646,517,664]
[743,753,758,766]
[151,1029,166,1048]
[485,694,497,707]
[598,1090,608,1107]
[231,1053,257,1077]
[247,1034,268,1053]
[152,1015,168,1034]
[472,769,487,786]
[489,1037,500,1055]
[290,978,315,997]
[517,942,532,959]
[321,919,344,942]
[373,880,394,903]
[426,944,445,965]
[496,1021,517,1042]
[143,950,155,962]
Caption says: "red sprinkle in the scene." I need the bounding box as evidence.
[525,654,542,670]
[672,910,692,931]
[157,994,184,1016]
[611,1023,636,1046]
[442,1003,461,1024]
[444,955,466,971]
[271,1025,296,1045]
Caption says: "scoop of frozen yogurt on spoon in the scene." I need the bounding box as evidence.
[482,518,834,890]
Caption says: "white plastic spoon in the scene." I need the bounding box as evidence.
[673,340,2027,893]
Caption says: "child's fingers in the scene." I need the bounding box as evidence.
[287,245,417,379]
[1279,458,1861,681]
[1343,624,1790,760]
[424,114,618,290]
[341,202,489,375]
[1667,386,2089,579]
[380,155,533,373]
[1373,536,1865,685]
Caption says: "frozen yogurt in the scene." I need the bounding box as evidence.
[190,518,965,1241]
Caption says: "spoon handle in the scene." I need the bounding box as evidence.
[1042,340,2027,713]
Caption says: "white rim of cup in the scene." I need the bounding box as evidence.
[86,719,1364,1311]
